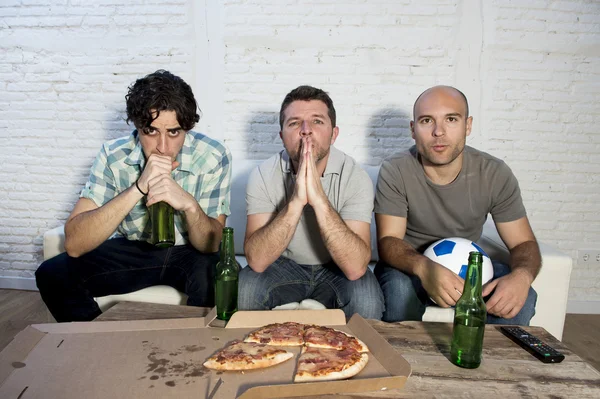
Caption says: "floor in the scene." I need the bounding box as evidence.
[0,289,599,371]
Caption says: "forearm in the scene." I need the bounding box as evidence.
[64,186,143,257]
[244,201,304,272]
[184,204,224,253]
[508,240,541,284]
[315,204,370,281]
[378,235,431,279]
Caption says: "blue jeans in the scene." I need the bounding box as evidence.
[35,238,218,322]
[374,260,537,325]
[238,257,385,320]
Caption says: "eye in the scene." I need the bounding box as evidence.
[288,121,299,127]
[142,127,157,135]
[420,117,431,124]
[447,116,458,122]
[313,119,323,124]
[168,129,182,137]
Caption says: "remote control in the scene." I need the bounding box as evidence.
[500,326,565,363]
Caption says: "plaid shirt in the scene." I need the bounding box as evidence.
[80,130,231,244]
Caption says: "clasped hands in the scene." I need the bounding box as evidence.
[135,154,196,212]
[291,137,328,210]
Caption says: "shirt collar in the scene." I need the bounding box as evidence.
[124,130,195,174]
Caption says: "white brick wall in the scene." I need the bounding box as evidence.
[1,0,599,308]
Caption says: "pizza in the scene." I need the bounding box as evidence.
[244,322,306,346]
[294,346,369,383]
[205,322,370,382]
[203,340,294,371]
[303,325,369,353]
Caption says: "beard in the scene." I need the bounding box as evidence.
[288,141,330,165]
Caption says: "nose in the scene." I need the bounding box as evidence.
[432,122,444,137]
[156,133,168,154]
[300,120,311,136]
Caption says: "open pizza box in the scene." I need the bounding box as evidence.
[0,309,411,398]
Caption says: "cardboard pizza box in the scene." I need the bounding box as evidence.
[0,309,411,398]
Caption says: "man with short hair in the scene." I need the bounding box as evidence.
[238,85,384,319]
[375,85,539,324]
[36,70,232,322]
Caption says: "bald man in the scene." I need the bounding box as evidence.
[374,85,540,325]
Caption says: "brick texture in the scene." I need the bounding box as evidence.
[1,0,599,303]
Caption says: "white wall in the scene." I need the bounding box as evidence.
[1,0,599,311]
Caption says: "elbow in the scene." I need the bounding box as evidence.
[244,251,268,273]
[344,261,369,281]
[64,240,82,258]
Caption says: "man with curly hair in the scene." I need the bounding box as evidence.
[36,70,232,322]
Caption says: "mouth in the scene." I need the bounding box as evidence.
[431,144,447,152]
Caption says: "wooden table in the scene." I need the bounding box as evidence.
[96,302,600,398]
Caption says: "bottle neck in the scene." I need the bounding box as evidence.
[463,259,483,300]
[220,230,235,260]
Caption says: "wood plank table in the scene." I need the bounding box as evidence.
[96,302,600,398]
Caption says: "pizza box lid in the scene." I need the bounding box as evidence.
[0,310,411,398]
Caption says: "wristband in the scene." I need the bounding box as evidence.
[135,180,148,196]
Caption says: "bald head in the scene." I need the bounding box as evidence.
[413,86,469,120]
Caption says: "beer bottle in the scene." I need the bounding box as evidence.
[215,227,240,321]
[450,251,487,368]
[151,202,175,248]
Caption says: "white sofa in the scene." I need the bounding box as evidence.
[42,159,573,339]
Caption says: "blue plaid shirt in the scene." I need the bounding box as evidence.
[80,130,232,244]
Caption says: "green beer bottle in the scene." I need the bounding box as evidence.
[150,202,175,248]
[450,251,487,368]
[215,227,240,321]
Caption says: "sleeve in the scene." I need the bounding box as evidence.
[489,162,527,223]
[374,159,408,218]
[339,167,374,223]
[199,146,232,218]
[80,144,117,207]
[246,166,277,215]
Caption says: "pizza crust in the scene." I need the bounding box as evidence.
[304,326,369,353]
[294,349,369,382]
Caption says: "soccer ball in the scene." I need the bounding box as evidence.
[423,237,494,285]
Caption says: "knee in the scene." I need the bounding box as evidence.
[237,266,270,310]
[344,271,385,320]
[375,263,414,295]
[35,254,69,291]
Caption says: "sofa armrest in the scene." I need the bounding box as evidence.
[43,225,66,261]
[477,218,573,340]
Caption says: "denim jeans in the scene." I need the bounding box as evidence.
[374,260,537,325]
[35,238,218,322]
[238,257,385,320]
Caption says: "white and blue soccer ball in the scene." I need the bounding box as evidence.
[423,237,494,285]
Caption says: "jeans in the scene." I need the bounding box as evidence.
[35,238,218,322]
[238,257,385,320]
[374,260,537,325]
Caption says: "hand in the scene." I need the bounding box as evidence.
[419,261,465,308]
[137,154,179,194]
[304,137,328,209]
[145,173,197,212]
[291,138,308,206]
[483,269,532,319]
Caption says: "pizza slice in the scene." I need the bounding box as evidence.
[244,322,306,346]
[203,340,294,371]
[294,346,369,383]
[303,325,369,353]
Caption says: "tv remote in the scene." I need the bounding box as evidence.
[500,326,565,363]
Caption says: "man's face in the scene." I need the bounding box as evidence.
[279,100,339,167]
[410,87,472,168]
[138,110,186,161]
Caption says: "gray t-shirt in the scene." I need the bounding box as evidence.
[375,145,526,253]
[247,147,374,265]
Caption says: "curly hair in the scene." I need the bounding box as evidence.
[279,85,336,129]
[125,70,200,131]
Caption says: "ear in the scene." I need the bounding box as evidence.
[410,121,415,139]
[466,116,473,137]
[330,126,340,145]
[279,131,283,141]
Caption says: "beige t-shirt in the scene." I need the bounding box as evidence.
[246,147,373,265]
[375,146,526,253]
